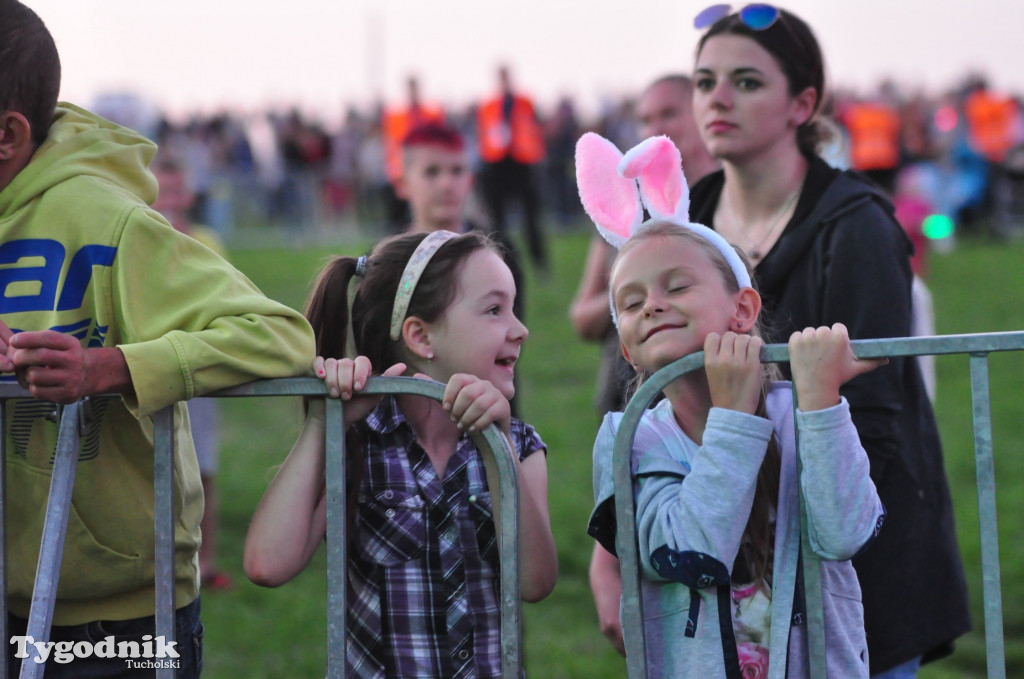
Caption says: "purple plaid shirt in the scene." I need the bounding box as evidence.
[346,396,545,679]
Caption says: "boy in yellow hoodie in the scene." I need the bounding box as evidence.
[0,2,315,676]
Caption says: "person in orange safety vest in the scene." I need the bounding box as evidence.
[842,99,902,192]
[476,65,549,272]
[964,86,1020,163]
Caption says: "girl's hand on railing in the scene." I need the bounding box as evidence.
[704,331,764,415]
[789,323,888,411]
[311,356,407,427]
[442,373,511,437]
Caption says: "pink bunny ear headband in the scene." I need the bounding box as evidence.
[575,132,751,325]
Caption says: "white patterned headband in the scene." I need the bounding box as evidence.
[389,230,458,341]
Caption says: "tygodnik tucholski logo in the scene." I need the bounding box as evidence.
[10,634,180,669]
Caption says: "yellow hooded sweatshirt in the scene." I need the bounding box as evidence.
[1,103,315,624]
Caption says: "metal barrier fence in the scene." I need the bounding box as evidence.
[0,376,522,679]
[613,331,1024,679]
[2,330,1022,678]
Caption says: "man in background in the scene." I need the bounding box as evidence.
[477,65,548,273]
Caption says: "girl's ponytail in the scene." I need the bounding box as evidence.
[303,255,364,548]
[305,256,358,360]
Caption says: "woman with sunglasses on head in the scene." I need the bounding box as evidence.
[686,5,970,678]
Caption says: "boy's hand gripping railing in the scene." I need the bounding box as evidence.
[157,376,524,679]
[614,331,1024,679]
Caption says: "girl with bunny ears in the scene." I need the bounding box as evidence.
[579,132,885,678]
[243,230,557,679]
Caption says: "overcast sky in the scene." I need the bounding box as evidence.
[26,0,1024,122]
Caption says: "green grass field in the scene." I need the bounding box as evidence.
[198,226,1024,678]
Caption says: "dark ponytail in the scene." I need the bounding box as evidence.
[304,256,358,361]
[302,255,363,546]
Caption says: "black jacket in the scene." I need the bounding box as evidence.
[689,157,971,672]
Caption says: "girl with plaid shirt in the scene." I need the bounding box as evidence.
[244,230,557,678]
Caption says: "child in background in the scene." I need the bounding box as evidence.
[243,230,557,678]
[398,122,526,322]
[398,122,477,235]
[151,153,233,591]
[578,133,885,677]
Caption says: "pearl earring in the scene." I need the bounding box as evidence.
[426,352,434,362]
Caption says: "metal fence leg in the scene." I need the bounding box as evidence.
[615,425,649,679]
[612,367,692,679]
[1,400,8,679]
[153,406,177,679]
[324,398,346,679]
[19,403,82,679]
[793,390,827,679]
[969,355,1007,679]
[487,431,522,678]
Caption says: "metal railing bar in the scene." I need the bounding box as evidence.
[613,397,648,678]
[203,377,328,398]
[148,379,329,677]
[793,388,827,678]
[615,331,1024,678]
[6,330,1021,678]
[970,354,1007,679]
[19,403,82,679]
[153,406,176,679]
[1,400,8,679]
[324,397,345,679]
[762,332,1024,360]
[157,375,523,679]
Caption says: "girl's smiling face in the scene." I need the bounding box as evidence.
[692,34,815,163]
[611,234,742,373]
[422,248,527,399]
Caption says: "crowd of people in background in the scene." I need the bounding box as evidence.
[4,0,1010,675]
[93,70,1024,248]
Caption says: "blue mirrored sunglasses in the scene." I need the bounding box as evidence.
[693,3,780,30]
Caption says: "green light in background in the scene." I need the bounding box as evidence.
[922,214,955,240]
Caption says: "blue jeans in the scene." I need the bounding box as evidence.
[7,597,203,678]
[872,656,922,679]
